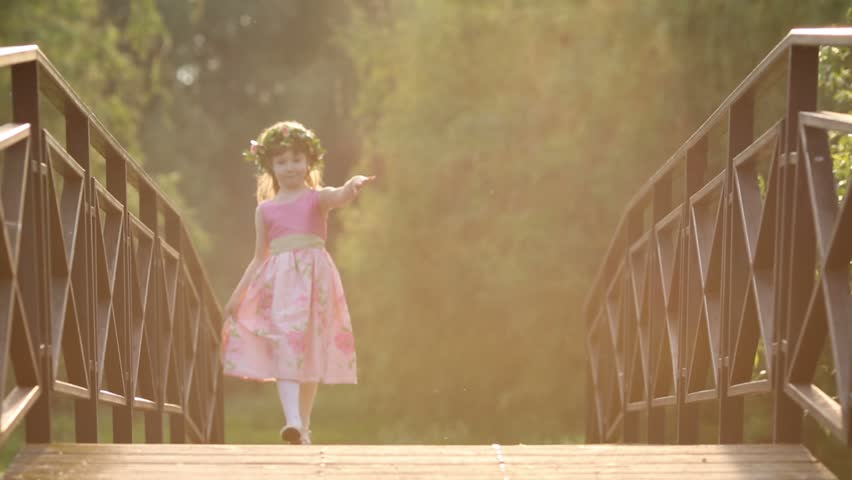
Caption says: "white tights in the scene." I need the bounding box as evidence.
[276,381,318,430]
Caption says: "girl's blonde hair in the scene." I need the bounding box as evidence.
[256,168,323,203]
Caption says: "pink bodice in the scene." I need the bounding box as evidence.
[260,189,327,242]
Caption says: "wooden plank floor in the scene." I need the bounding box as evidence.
[3,443,836,479]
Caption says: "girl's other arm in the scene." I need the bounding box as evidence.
[224,205,268,315]
[318,175,376,210]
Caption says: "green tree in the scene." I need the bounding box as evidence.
[335,0,852,447]
[821,43,852,200]
[0,0,205,245]
[0,0,166,155]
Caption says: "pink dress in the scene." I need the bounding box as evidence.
[221,189,357,384]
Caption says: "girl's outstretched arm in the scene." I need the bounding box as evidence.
[318,175,376,210]
[224,205,269,315]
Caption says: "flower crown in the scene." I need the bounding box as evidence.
[242,121,326,173]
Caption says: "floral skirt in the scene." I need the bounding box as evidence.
[221,246,357,384]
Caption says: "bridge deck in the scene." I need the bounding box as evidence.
[2,443,835,479]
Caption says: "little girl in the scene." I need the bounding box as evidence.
[221,120,374,445]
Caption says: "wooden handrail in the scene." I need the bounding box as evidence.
[0,45,224,446]
[585,28,852,450]
[0,45,38,68]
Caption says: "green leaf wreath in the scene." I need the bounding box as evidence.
[242,121,326,173]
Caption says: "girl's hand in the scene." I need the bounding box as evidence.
[350,175,376,196]
[319,175,377,210]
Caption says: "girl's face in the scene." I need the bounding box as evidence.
[270,150,309,190]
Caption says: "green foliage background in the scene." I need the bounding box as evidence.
[0,0,851,476]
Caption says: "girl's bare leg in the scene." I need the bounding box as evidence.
[299,382,319,430]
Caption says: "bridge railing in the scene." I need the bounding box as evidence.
[0,45,224,445]
[584,28,852,447]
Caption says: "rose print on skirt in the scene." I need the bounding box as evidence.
[286,331,307,353]
[221,245,357,384]
[335,331,355,355]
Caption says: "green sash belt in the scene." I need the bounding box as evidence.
[268,234,325,254]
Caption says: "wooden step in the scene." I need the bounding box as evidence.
[3,443,837,479]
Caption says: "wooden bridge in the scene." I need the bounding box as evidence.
[0,28,850,479]
[0,443,837,479]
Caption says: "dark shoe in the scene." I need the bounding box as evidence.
[280,425,302,444]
